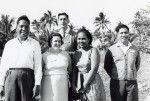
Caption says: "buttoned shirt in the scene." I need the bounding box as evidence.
[104,42,141,80]
[118,41,131,54]
[0,37,42,86]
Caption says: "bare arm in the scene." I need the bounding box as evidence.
[34,42,42,86]
[83,48,100,90]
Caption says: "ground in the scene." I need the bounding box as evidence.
[99,52,150,101]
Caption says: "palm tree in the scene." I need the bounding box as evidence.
[0,14,15,51]
[32,20,41,32]
[94,12,111,36]
[0,14,15,40]
[31,19,45,40]
[31,11,57,53]
[131,10,150,47]
[40,10,57,35]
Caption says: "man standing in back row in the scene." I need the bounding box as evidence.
[0,15,42,101]
[104,24,141,101]
[55,12,76,52]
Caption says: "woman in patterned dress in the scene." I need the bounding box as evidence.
[72,27,106,101]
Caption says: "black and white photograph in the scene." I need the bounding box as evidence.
[0,0,150,101]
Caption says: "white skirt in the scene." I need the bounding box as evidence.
[41,74,68,101]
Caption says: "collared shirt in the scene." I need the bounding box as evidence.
[57,26,71,37]
[118,41,132,54]
[0,37,42,86]
[104,42,141,80]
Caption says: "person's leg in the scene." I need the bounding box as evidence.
[126,80,138,101]
[18,69,34,101]
[51,75,68,101]
[41,75,53,101]
[110,79,126,101]
[85,74,106,101]
[5,70,20,101]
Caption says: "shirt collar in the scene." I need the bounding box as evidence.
[57,25,71,35]
[117,41,132,48]
[16,37,30,44]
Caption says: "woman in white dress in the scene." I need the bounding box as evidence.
[41,33,71,101]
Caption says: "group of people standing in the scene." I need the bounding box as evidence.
[0,12,140,101]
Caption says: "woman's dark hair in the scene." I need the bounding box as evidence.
[77,27,93,45]
[17,15,30,25]
[48,33,63,47]
[115,24,129,33]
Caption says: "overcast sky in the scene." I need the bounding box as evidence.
[0,0,149,31]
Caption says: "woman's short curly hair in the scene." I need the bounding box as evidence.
[48,32,63,47]
[77,27,93,45]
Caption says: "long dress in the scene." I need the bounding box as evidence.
[41,50,71,101]
[73,48,106,101]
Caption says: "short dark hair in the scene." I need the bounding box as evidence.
[115,24,129,33]
[77,27,93,45]
[48,33,63,47]
[58,12,69,19]
[17,15,30,25]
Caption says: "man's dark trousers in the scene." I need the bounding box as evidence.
[4,68,34,101]
[110,79,138,101]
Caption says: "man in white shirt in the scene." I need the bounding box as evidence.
[0,15,42,101]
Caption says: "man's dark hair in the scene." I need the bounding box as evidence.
[17,15,30,25]
[115,24,129,33]
[58,12,69,19]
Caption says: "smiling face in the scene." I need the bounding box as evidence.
[16,20,30,41]
[51,36,62,49]
[118,27,129,43]
[77,32,90,49]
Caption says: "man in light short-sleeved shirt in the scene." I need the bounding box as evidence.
[0,15,42,101]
